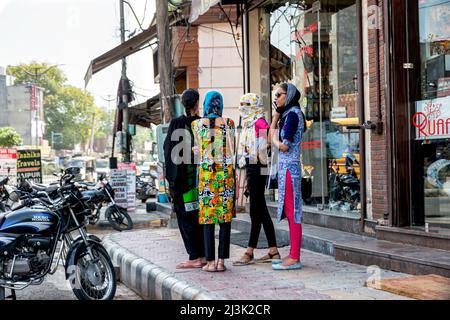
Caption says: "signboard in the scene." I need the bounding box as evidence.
[113,162,136,213]
[31,85,36,111]
[437,77,450,98]
[17,149,42,183]
[125,169,136,213]
[111,169,128,209]
[118,162,137,172]
[0,148,17,180]
[413,96,450,140]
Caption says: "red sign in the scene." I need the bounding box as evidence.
[292,22,318,42]
[413,96,450,140]
[30,85,36,111]
[296,45,314,60]
[118,162,137,171]
[0,148,17,159]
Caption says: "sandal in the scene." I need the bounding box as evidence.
[255,251,281,264]
[232,252,254,266]
[216,260,227,272]
[202,263,217,272]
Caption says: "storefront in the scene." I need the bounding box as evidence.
[389,0,450,235]
[246,0,364,226]
[245,0,450,238]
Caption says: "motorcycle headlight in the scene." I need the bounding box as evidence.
[8,190,20,202]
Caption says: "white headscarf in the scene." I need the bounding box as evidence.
[239,93,265,128]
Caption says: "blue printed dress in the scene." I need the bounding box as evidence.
[277,107,305,224]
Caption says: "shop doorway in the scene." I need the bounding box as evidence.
[408,0,450,234]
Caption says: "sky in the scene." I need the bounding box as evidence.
[0,0,159,109]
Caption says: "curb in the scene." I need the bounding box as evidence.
[103,236,224,300]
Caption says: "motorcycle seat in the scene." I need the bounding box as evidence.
[31,183,59,193]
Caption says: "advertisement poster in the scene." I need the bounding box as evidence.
[16,149,42,183]
[0,148,17,180]
[414,96,450,140]
[111,169,127,209]
[112,163,136,212]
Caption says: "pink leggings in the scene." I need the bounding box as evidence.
[284,170,302,261]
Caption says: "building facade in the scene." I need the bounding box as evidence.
[241,0,450,246]
[0,70,45,146]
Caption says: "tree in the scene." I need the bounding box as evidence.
[7,63,109,151]
[0,127,23,147]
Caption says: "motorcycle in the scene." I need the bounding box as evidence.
[0,167,117,300]
[328,156,361,212]
[0,177,10,213]
[136,173,158,203]
[77,173,133,232]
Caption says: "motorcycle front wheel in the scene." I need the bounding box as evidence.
[72,245,117,300]
[105,205,133,231]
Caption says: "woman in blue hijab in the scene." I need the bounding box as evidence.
[191,90,236,272]
[269,83,306,271]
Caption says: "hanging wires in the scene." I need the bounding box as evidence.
[218,3,243,63]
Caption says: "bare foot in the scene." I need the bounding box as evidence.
[280,258,300,267]
[216,259,227,272]
[202,261,217,272]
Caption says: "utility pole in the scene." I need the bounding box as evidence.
[156,0,175,123]
[120,0,131,162]
[88,113,96,155]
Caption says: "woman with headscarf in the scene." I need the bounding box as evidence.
[269,83,307,271]
[232,93,280,266]
[191,91,236,272]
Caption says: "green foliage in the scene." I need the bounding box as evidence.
[0,127,23,147]
[7,62,113,150]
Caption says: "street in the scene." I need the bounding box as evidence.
[11,227,142,301]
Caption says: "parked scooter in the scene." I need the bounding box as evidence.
[77,173,133,231]
[136,170,158,203]
[328,155,360,212]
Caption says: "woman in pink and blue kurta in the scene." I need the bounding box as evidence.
[269,83,306,271]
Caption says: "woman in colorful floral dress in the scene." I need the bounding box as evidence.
[191,90,236,272]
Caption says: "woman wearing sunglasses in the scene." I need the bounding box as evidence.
[269,83,307,271]
[232,93,280,266]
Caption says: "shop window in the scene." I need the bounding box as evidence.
[269,0,360,215]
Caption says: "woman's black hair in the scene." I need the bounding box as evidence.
[181,89,199,114]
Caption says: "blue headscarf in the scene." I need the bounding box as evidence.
[203,91,223,119]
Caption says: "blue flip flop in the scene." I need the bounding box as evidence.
[272,262,302,270]
[271,259,283,265]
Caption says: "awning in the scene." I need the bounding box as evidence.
[128,95,162,127]
[84,25,158,87]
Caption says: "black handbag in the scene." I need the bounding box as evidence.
[268,173,278,190]
[301,177,312,200]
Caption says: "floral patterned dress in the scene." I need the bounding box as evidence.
[191,118,236,225]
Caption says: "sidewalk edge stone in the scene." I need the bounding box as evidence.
[103,236,223,300]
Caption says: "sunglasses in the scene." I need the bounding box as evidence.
[275,92,286,98]
[240,102,252,106]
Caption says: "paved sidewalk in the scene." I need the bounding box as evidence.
[104,228,414,300]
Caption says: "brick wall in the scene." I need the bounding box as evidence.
[367,0,388,220]
[172,26,199,90]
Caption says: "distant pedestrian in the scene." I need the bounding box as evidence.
[232,93,280,266]
[163,88,206,269]
[191,90,236,272]
[269,83,306,270]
